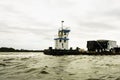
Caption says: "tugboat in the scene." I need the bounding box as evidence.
[44,21,80,55]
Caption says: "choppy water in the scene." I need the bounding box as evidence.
[0,52,120,80]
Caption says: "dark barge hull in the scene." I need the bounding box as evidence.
[44,49,80,55]
[44,49,120,56]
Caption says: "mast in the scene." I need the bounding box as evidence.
[61,21,64,30]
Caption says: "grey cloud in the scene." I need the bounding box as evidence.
[49,0,76,8]
[104,9,120,17]
[70,15,118,32]
[0,4,20,14]
[0,22,55,41]
[0,3,54,38]
[0,3,52,28]
[0,22,14,33]
[80,22,116,30]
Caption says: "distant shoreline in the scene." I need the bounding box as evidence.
[0,47,43,52]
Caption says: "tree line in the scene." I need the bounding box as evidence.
[0,47,43,52]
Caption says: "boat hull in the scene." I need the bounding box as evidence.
[44,49,80,55]
[44,49,120,55]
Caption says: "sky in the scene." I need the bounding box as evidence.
[0,0,120,50]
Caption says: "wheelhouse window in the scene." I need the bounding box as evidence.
[59,39,62,42]
[64,40,66,42]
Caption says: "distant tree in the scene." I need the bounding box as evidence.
[0,47,15,52]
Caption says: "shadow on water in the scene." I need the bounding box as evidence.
[50,55,76,80]
[86,79,103,80]
[3,58,15,61]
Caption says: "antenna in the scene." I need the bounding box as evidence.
[61,21,64,30]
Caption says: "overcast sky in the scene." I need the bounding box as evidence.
[0,0,120,50]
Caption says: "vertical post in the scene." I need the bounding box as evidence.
[61,21,64,30]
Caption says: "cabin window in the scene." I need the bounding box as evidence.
[64,40,66,42]
[62,43,63,48]
[59,39,62,42]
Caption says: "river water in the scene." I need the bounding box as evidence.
[0,52,120,80]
